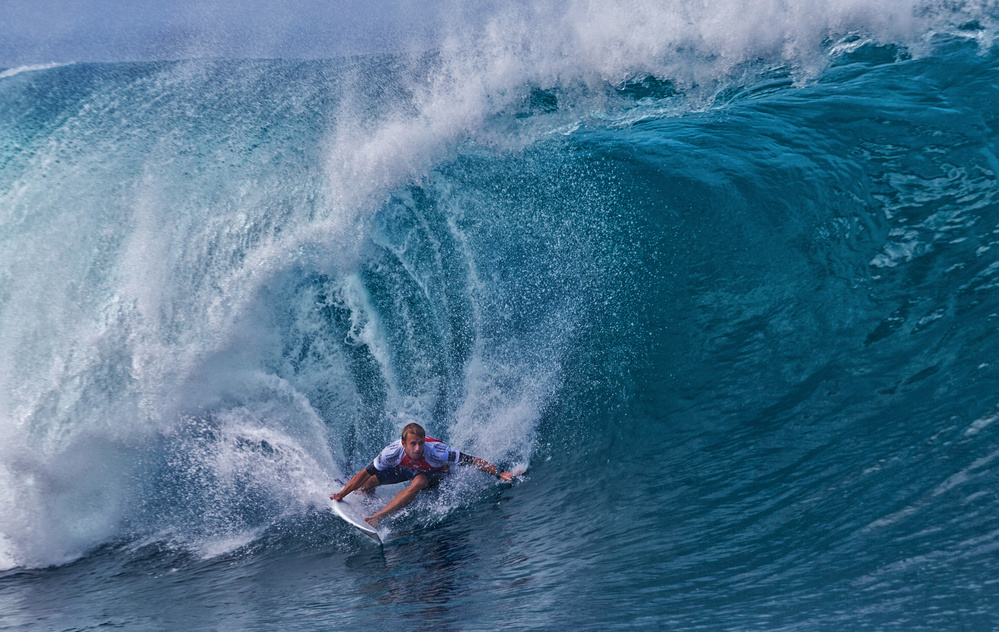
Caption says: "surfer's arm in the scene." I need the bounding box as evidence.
[458,453,519,482]
[331,464,377,501]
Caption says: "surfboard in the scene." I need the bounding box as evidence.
[330,478,382,543]
[330,494,381,543]
[330,467,526,542]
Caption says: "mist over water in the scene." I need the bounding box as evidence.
[2,1,999,629]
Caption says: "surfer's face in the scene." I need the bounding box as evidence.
[403,434,425,461]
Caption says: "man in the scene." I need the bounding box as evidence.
[331,422,521,528]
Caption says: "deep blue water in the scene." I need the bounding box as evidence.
[2,5,999,630]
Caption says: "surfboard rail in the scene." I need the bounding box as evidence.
[330,495,381,543]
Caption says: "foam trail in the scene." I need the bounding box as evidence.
[0,63,70,79]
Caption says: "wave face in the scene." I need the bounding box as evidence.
[1,1,999,629]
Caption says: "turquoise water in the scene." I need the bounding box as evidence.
[2,4,999,629]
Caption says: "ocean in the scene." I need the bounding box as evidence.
[1,2,999,629]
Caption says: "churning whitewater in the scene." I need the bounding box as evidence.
[1,1,999,629]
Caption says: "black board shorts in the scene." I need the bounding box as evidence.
[375,466,448,487]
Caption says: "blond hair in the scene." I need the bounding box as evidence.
[401,422,426,442]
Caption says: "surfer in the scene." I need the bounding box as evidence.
[331,422,520,528]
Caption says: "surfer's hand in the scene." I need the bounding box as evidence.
[331,491,345,501]
[498,469,526,482]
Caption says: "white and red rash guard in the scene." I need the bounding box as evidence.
[372,437,460,472]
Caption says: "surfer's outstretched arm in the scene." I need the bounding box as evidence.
[458,453,522,482]
[365,473,431,528]
[332,467,377,501]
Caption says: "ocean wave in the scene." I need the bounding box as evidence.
[0,4,997,579]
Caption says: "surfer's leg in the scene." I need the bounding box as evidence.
[366,473,430,528]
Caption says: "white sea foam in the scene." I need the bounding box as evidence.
[965,411,999,437]
[0,62,70,79]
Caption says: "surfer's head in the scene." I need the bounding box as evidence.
[401,422,425,443]
[401,423,426,461]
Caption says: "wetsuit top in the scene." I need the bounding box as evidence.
[371,437,460,473]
